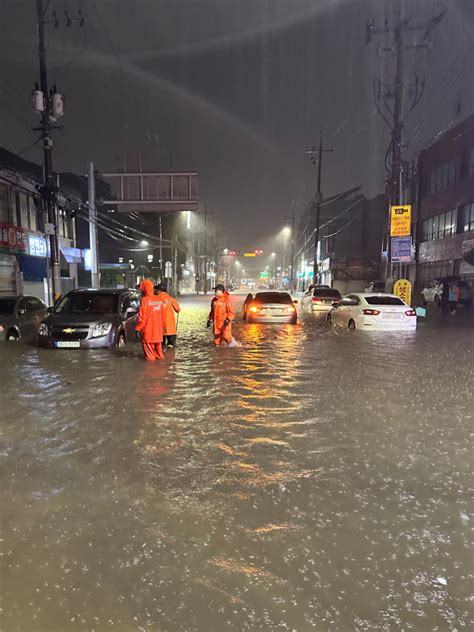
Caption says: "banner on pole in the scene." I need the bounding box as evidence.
[391,236,412,263]
[390,205,411,237]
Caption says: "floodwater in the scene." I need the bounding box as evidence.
[1,294,473,631]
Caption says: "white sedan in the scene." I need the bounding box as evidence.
[328,293,417,331]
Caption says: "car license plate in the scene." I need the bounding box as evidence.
[55,341,81,348]
[382,313,402,319]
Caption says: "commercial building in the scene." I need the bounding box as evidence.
[0,148,81,302]
[413,113,474,289]
[295,188,386,293]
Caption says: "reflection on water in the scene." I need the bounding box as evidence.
[1,295,473,631]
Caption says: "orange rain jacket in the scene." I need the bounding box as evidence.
[208,293,235,336]
[136,280,166,342]
[159,291,181,336]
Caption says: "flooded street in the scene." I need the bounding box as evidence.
[1,294,473,631]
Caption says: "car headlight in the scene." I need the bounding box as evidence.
[91,322,113,338]
[38,323,49,336]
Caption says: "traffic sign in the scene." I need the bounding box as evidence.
[394,278,412,306]
[391,236,412,263]
[390,205,411,237]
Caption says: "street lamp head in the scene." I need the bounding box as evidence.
[139,240,149,247]
[282,227,291,236]
[271,252,276,257]
[235,260,241,266]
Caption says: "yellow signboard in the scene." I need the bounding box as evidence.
[390,205,411,237]
[393,278,412,306]
[243,252,256,257]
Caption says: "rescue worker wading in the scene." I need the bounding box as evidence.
[207,284,235,346]
[136,279,166,361]
[154,283,181,347]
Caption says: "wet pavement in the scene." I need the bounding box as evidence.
[1,293,473,631]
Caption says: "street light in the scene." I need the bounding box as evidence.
[139,240,149,247]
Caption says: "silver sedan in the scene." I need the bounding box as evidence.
[246,292,298,324]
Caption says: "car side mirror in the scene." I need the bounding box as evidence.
[125,307,138,318]
[19,308,27,315]
[332,301,339,308]
[293,299,298,304]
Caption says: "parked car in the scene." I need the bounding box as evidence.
[246,292,298,324]
[37,288,141,349]
[420,279,472,308]
[0,295,48,341]
[364,281,386,293]
[302,287,342,313]
[327,293,417,331]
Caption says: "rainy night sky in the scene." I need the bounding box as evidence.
[1,0,473,247]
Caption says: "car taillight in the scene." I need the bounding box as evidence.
[312,297,321,303]
[248,305,259,313]
[362,309,381,316]
[405,309,416,316]
[286,306,296,313]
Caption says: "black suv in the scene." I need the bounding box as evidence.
[37,288,141,349]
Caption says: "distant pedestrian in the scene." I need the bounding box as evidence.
[440,281,449,316]
[449,284,459,316]
[154,283,180,348]
[207,284,235,346]
[136,279,166,361]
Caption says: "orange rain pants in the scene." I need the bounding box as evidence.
[209,294,235,346]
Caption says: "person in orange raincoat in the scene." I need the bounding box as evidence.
[154,284,181,348]
[207,284,235,346]
[136,279,166,361]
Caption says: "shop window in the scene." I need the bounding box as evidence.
[428,159,457,195]
[422,209,457,241]
[28,196,37,231]
[0,183,10,223]
[16,191,29,228]
[462,202,474,232]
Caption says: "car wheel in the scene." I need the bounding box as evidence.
[434,296,441,308]
[7,329,20,341]
[348,319,356,330]
[116,332,126,348]
[420,295,427,307]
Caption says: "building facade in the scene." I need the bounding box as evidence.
[0,148,81,302]
[414,114,474,288]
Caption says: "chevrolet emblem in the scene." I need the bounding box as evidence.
[63,328,76,333]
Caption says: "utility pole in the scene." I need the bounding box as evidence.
[366,1,446,281]
[36,0,61,301]
[305,132,335,283]
[87,162,100,288]
[203,206,208,294]
[285,208,296,291]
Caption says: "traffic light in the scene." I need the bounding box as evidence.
[229,250,236,256]
[255,249,263,255]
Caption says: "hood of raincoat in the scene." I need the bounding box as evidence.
[140,279,154,296]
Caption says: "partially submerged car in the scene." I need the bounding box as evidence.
[37,288,141,349]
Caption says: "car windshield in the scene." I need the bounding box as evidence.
[365,296,404,306]
[55,293,119,314]
[0,299,16,315]
[313,289,341,298]
[254,293,292,304]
